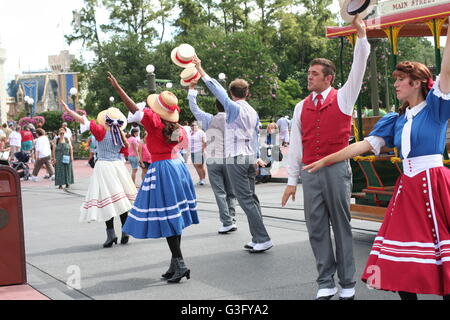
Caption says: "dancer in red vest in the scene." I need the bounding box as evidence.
[281,14,370,300]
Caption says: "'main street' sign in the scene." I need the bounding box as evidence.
[379,0,448,16]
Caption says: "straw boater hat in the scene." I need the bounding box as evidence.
[147,91,180,123]
[97,107,127,131]
[96,107,128,147]
[339,0,377,23]
[171,44,196,68]
[180,67,201,86]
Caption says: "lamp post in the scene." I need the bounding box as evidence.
[109,96,115,107]
[218,73,227,88]
[24,96,34,117]
[69,87,78,110]
[146,64,156,94]
[29,97,34,117]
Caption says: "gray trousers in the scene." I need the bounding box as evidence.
[206,160,236,227]
[225,155,271,243]
[300,160,356,289]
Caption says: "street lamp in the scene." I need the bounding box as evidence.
[24,96,30,115]
[109,96,115,107]
[218,73,227,87]
[69,87,78,110]
[24,96,34,117]
[29,98,34,117]
[146,64,156,94]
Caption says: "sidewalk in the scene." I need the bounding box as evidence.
[0,284,49,300]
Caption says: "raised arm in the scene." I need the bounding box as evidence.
[338,14,371,116]
[193,56,241,123]
[188,80,213,130]
[302,140,373,173]
[439,17,450,94]
[61,100,86,124]
[353,13,366,39]
[107,72,139,114]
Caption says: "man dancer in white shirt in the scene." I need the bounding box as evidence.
[281,15,370,300]
[193,57,273,253]
[187,80,237,234]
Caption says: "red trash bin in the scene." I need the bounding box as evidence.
[0,165,27,286]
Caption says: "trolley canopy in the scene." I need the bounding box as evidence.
[326,2,450,39]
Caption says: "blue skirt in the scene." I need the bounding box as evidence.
[123,158,199,239]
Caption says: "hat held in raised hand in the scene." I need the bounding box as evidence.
[180,67,201,87]
[340,0,377,23]
[147,91,180,123]
[171,44,196,68]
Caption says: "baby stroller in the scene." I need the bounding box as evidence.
[11,151,31,180]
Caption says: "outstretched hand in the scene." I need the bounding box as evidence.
[352,13,366,38]
[192,55,206,77]
[302,159,327,173]
[107,72,119,88]
[61,100,70,113]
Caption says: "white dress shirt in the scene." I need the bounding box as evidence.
[287,36,371,186]
[201,75,260,158]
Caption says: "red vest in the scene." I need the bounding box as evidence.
[300,88,352,165]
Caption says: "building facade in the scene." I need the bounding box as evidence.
[6,50,79,120]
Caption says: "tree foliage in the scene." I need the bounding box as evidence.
[67,0,440,120]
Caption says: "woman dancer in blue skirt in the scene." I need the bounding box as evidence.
[108,72,199,283]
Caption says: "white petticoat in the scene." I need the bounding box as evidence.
[79,160,137,222]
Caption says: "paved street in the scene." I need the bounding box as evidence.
[1,159,442,301]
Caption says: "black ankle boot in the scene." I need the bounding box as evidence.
[161,258,176,279]
[120,232,130,245]
[167,258,190,283]
[103,228,118,248]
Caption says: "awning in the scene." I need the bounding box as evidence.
[326,3,450,39]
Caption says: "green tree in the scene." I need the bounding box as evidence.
[66,0,105,61]
[174,0,208,36]
[72,34,152,116]
[101,0,158,43]
[37,111,64,133]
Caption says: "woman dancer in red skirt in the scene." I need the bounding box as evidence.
[303,18,450,300]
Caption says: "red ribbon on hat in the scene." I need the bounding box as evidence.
[175,52,193,65]
[158,95,180,113]
[427,78,434,90]
[184,72,200,83]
